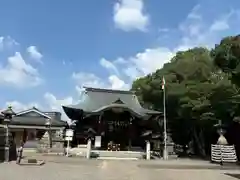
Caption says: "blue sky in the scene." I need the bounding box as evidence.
[0,0,240,121]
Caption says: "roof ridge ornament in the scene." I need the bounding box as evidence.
[32,106,38,110]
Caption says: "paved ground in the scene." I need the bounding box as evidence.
[1,159,240,180]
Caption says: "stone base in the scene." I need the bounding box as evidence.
[18,159,45,166]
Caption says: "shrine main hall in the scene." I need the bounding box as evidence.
[63,87,163,151]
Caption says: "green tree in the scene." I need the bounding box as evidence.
[211,35,240,87]
[132,47,237,157]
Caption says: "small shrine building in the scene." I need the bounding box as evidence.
[63,87,163,150]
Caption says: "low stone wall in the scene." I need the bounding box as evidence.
[36,131,65,154]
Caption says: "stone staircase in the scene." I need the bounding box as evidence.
[64,144,145,160]
[91,150,144,160]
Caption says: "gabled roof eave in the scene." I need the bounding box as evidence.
[16,108,51,119]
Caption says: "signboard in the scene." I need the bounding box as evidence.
[65,136,73,141]
[94,136,101,148]
[65,129,74,137]
[108,121,129,127]
[65,129,74,157]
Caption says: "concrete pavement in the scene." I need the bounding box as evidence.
[0,158,240,180]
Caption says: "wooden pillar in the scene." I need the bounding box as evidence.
[97,113,104,148]
[128,116,133,151]
[98,113,102,135]
[23,129,27,143]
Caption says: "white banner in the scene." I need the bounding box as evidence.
[94,136,101,148]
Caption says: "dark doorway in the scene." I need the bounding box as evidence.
[102,110,132,150]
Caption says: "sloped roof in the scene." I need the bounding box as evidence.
[11,116,67,127]
[16,107,51,119]
[63,87,162,119]
[10,107,66,127]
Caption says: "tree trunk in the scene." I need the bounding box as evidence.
[193,127,206,157]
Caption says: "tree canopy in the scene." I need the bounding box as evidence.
[212,35,240,87]
[132,36,240,157]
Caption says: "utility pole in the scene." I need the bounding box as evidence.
[162,76,168,160]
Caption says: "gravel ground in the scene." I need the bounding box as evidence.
[0,159,239,180]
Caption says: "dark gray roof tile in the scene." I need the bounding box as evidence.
[63,87,162,118]
[11,116,66,127]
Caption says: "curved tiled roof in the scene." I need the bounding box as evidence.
[63,87,162,119]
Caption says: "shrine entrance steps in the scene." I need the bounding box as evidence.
[91,150,144,160]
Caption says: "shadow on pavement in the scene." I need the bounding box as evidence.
[138,164,240,170]
[225,174,240,179]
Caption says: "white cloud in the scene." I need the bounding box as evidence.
[100,58,119,75]
[100,6,240,87]
[44,93,73,111]
[108,75,128,89]
[44,92,74,122]
[0,36,19,51]
[5,101,41,113]
[72,72,105,88]
[187,4,202,20]
[209,10,236,32]
[72,71,128,92]
[0,52,43,88]
[5,93,74,122]
[27,46,43,63]
[129,48,174,76]
[210,20,229,31]
[113,0,149,32]
[101,47,174,81]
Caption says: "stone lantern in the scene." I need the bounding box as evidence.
[215,121,228,145]
[1,106,16,162]
[44,118,52,151]
[2,106,16,120]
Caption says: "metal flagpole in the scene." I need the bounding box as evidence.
[162,76,168,160]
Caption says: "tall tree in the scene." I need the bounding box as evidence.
[211,35,240,87]
[132,47,237,157]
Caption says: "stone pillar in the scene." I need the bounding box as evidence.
[86,139,91,159]
[5,123,9,162]
[146,141,151,160]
